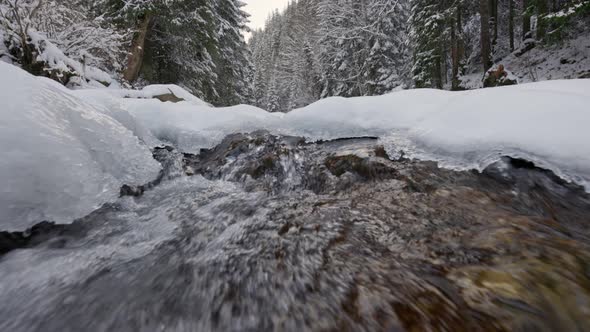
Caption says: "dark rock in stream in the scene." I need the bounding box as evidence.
[2,131,590,332]
[0,221,86,255]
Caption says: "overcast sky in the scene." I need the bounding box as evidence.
[243,0,291,39]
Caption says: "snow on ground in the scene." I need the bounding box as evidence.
[0,62,161,230]
[1,62,590,230]
[119,98,281,152]
[460,34,590,89]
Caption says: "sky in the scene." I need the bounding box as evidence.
[242,0,291,40]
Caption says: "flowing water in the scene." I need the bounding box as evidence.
[1,131,590,331]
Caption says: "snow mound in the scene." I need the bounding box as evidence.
[120,79,590,191]
[122,98,281,152]
[71,89,162,148]
[98,85,210,106]
[0,63,161,230]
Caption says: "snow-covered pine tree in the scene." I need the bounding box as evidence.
[363,0,411,94]
[146,0,220,102]
[409,0,447,88]
[94,0,160,82]
[211,0,254,106]
[1,0,124,84]
[96,0,253,105]
[317,0,362,97]
[250,0,410,110]
[289,0,410,99]
[249,29,270,108]
[263,11,283,110]
[273,0,321,111]
[249,0,323,112]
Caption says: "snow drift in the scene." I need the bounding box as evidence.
[110,78,590,191]
[0,63,160,230]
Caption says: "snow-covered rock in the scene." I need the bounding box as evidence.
[0,62,160,230]
[93,84,211,106]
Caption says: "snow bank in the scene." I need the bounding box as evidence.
[378,80,590,188]
[121,98,280,152]
[71,89,162,148]
[2,61,589,231]
[119,79,590,190]
[0,62,161,230]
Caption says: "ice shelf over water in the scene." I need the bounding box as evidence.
[0,63,161,230]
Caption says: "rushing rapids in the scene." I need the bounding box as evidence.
[1,131,590,331]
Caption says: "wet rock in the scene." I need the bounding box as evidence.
[0,221,84,256]
[120,184,145,197]
[120,145,185,198]
[324,154,398,180]
[0,231,27,255]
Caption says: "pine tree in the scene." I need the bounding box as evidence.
[95,0,253,105]
[364,0,411,94]
[409,0,446,88]
[95,0,160,81]
[152,0,219,101]
[211,0,254,106]
[249,2,322,112]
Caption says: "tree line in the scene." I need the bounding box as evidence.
[1,0,588,111]
[250,0,589,112]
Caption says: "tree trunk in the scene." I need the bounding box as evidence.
[124,14,152,82]
[490,0,498,48]
[358,0,370,95]
[435,0,447,89]
[523,0,531,40]
[440,40,447,87]
[480,0,493,71]
[509,0,515,51]
[435,53,443,90]
[452,6,465,90]
[536,0,548,40]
